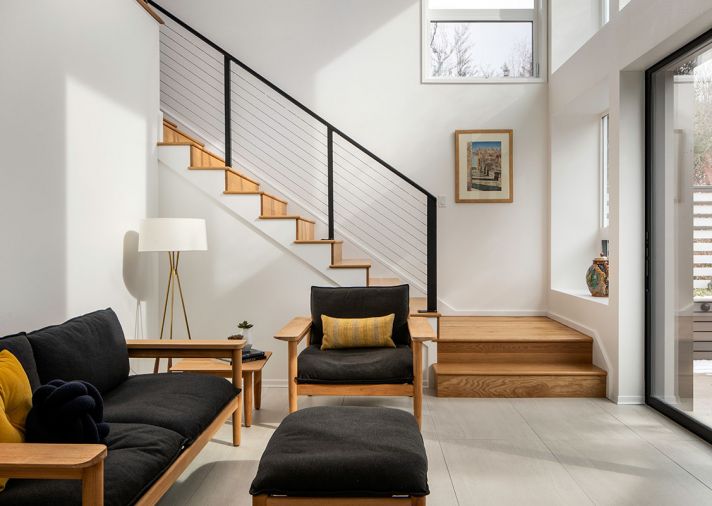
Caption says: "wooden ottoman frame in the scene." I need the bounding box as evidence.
[253,495,426,505]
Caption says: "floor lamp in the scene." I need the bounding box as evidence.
[139,218,208,372]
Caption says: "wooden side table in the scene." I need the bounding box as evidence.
[170,351,272,427]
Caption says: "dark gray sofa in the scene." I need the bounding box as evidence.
[0,308,241,506]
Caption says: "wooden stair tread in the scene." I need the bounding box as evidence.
[369,277,401,286]
[330,259,371,268]
[259,215,316,224]
[409,297,441,318]
[438,316,592,343]
[294,240,343,244]
[159,141,197,147]
[223,190,287,204]
[225,168,261,186]
[433,362,607,376]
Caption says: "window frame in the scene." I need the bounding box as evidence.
[421,0,548,84]
[600,112,610,231]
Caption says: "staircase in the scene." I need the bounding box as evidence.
[433,317,607,397]
[160,119,436,319]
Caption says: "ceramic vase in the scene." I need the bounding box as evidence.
[586,255,609,297]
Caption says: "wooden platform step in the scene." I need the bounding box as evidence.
[434,362,607,398]
[409,297,441,318]
[369,277,401,286]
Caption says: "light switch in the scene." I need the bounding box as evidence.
[437,196,447,208]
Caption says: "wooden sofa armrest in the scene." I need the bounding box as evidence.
[126,339,246,359]
[0,443,107,505]
[274,317,312,343]
[408,318,436,342]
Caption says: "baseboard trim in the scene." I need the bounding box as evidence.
[616,395,645,405]
[439,309,548,317]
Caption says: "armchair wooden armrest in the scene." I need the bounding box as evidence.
[408,318,436,342]
[274,317,312,343]
[275,317,311,414]
[0,443,107,505]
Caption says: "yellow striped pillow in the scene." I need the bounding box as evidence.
[320,314,396,350]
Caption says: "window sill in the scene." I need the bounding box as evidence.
[421,77,547,85]
[553,288,610,306]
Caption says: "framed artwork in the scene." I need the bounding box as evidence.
[455,129,513,203]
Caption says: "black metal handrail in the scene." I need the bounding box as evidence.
[150,1,437,312]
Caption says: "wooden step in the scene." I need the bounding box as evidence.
[434,362,607,398]
[190,145,225,168]
[330,259,371,269]
[224,169,260,192]
[259,215,315,241]
[162,121,204,147]
[261,193,288,217]
[409,297,441,318]
[369,277,401,286]
[438,316,592,342]
[437,340,592,365]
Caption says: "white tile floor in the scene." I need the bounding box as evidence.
[158,389,712,506]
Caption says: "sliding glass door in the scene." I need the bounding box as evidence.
[647,28,712,441]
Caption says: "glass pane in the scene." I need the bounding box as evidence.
[649,42,712,429]
[601,114,610,228]
[430,0,535,9]
[428,21,533,79]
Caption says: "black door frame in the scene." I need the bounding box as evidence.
[645,25,712,444]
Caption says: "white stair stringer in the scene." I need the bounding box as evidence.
[158,144,366,287]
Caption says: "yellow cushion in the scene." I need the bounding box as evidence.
[321,314,396,350]
[0,350,32,491]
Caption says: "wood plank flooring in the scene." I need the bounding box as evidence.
[157,388,712,506]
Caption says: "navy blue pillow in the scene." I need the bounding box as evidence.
[26,379,110,444]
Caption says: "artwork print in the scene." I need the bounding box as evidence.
[455,130,513,203]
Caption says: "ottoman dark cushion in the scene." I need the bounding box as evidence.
[250,406,429,498]
[310,285,410,346]
[0,422,186,506]
[103,373,239,443]
[297,345,413,385]
[27,309,130,394]
[0,332,41,391]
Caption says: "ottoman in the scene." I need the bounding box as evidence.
[250,406,429,505]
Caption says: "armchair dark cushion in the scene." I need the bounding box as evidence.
[27,309,129,394]
[296,344,414,385]
[0,422,186,506]
[310,285,410,346]
[0,333,41,392]
[103,372,239,443]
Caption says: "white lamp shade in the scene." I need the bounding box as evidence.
[138,218,208,252]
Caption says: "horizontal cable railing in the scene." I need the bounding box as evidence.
[151,1,437,310]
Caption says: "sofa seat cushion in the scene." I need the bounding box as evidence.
[27,309,130,394]
[103,372,239,443]
[250,406,429,498]
[296,345,413,385]
[0,422,186,506]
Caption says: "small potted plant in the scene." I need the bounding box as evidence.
[229,320,254,348]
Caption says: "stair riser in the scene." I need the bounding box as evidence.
[331,242,343,264]
[437,342,592,365]
[296,219,314,241]
[436,374,606,398]
[226,171,259,192]
[190,145,224,167]
[261,195,288,217]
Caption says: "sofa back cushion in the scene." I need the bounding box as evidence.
[0,333,40,392]
[27,309,129,394]
[310,285,410,346]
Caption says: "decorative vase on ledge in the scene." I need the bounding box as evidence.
[586,254,609,297]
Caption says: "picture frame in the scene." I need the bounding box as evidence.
[455,129,513,203]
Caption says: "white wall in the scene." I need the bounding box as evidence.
[548,0,712,402]
[550,0,603,72]
[0,1,161,337]
[158,0,550,315]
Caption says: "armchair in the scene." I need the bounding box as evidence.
[274,285,435,427]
